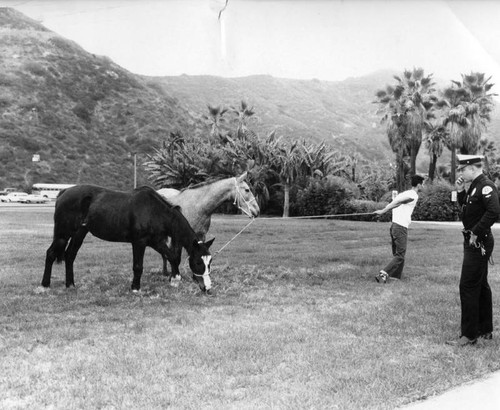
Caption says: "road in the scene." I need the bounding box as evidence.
[0,202,55,212]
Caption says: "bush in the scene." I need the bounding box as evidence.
[348,199,388,222]
[72,103,92,123]
[292,177,354,217]
[24,62,46,77]
[412,180,461,221]
[0,96,11,109]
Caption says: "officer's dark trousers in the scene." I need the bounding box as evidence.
[382,223,407,279]
[460,234,494,339]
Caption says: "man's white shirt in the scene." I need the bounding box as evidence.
[392,190,418,228]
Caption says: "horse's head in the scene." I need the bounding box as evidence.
[234,172,260,218]
[189,238,215,293]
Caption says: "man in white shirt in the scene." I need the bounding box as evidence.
[373,175,425,283]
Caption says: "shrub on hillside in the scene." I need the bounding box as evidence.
[0,96,11,108]
[0,73,15,86]
[24,62,46,77]
[72,103,92,123]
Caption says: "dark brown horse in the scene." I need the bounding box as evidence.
[41,185,214,292]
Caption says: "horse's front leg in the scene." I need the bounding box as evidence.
[152,242,179,287]
[161,254,169,277]
[131,242,146,292]
[168,244,183,287]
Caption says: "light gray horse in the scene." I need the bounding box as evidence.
[157,172,260,284]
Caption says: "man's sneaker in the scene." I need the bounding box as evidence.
[479,332,493,340]
[446,336,477,346]
[375,271,388,283]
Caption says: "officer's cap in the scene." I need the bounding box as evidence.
[457,154,484,170]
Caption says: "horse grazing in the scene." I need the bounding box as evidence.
[157,172,259,282]
[41,185,215,293]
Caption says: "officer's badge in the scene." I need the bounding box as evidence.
[483,186,493,197]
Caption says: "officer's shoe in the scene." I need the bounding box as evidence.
[375,271,388,284]
[479,332,493,340]
[446,336,477,347]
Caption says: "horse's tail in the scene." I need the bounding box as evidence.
[48,230,68,264]
[55,243,66,263]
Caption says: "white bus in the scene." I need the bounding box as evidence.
[32,183,75,199]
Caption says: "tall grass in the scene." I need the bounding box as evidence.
[1,208,499,409]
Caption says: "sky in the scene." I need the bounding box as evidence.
[1,0,500,89]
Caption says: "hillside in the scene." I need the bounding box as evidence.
[0,8,200,190]
[152,72,500,173]
[150,72,395,161]
[1,8,499,191]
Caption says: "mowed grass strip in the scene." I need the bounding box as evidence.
[1,209,499,409]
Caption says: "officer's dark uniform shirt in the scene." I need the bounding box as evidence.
[458,173,500,237]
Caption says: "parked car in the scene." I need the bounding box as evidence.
[1,192,29,203]
[0,188,17,194]
[0,188,16,199]
[18,193,51,204]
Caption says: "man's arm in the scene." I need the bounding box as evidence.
[373,196,414,215]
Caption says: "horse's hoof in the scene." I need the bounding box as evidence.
[170,276,181,287]
[132,289,141,294]
[206,289,215,296]
[34,286,50,294]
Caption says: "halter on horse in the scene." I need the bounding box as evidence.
[232,176,259,217]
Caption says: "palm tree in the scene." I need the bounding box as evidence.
[425,122,448,181]
[230,100,257,140]
[203,104,229,139]
[266,138,302,218]
[478,137,497,177]
[375,68,437,191]
[438,72,496,183]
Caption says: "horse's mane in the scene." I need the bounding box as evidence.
[179,176,230,192]
[136,185,176,207]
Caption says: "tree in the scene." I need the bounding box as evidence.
[203,104,229,139]
[298,139,337,178]
[425,122,448,181]
[270,139,302,218]
[375,67,437,191]
[229,99,257,140]
[438,72,496,183]
[145,132,211,188]
[478,137,497,177]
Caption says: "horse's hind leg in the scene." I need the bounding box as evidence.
[42,237,68,288]
[64,228,88,288]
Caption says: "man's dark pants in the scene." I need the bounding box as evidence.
[460,234,494,339]
[383,222,407,279]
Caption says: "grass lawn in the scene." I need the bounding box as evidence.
[1,207,500,409]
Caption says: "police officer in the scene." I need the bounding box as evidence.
[449,155,500,346]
